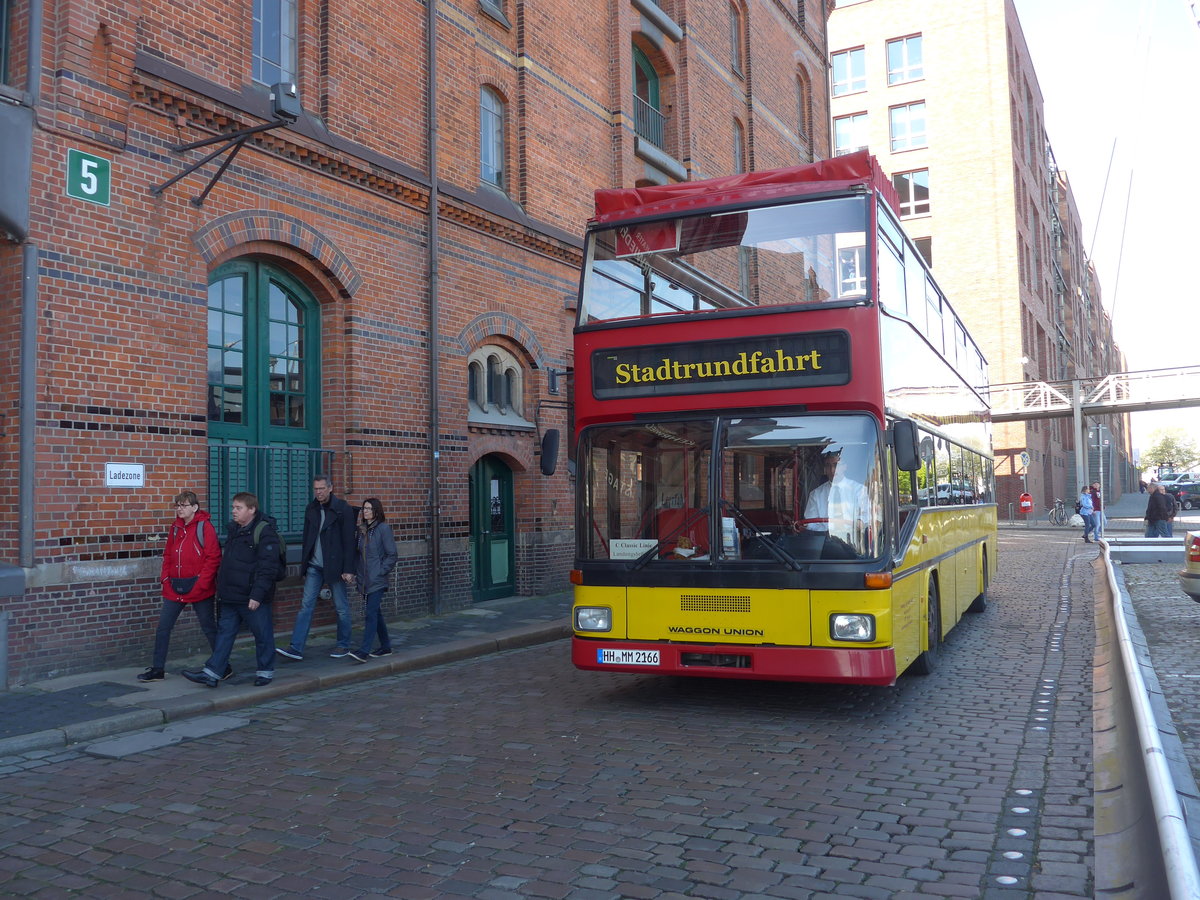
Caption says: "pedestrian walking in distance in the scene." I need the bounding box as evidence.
[1077,486,1095,544]
[1144,484,1175,538]
[347,498,398,663]
[138,491,223,682]
[277,475,357,661]
[183,492,281,687]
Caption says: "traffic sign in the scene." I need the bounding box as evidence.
[1018,450,1030,469]
[66,149,111,206]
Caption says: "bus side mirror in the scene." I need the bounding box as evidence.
[540,429,560,476]
[892,420,920,471]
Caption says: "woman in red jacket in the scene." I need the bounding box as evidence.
[137,491,223,682]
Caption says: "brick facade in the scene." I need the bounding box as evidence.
[0,0,833,683]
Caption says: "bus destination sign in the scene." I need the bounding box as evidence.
[592,330,850,400]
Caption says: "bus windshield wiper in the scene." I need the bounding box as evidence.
[630,505,711,571]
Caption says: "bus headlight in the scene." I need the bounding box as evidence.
[831,614,875,642]
[575,607,612,632]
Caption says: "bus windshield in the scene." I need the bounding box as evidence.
[579,196,869,323]
[579,414,883,564]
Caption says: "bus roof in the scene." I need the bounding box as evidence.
[591,150,900,225]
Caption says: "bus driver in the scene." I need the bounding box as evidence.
[803,446,869,538]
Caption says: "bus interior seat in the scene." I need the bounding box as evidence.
[655,508,709,552]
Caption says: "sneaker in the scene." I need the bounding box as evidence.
[136,667,165,682]
[276,646,303,661]
[347,649,370,663]
[221,664,234,680]
[182,669,219,688]
[369,648,393,658]
[254,676,273,687]
[330,646,350,658]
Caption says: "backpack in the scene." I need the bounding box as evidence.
[1074,500,1082,514]
[251,518,289,582]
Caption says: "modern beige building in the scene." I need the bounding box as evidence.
[828,0,1132,511]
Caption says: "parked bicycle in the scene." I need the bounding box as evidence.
[1046,498,1069,526]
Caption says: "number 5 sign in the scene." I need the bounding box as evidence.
[66,149,111,206]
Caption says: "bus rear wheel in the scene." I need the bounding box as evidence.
[910,579,941,675]
[968,550,989,614]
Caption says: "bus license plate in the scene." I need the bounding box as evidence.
[597,648,660,666]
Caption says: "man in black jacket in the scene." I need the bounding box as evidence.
[1144,484,1177,538]
[184,492,281,687]
[276,475,357,660]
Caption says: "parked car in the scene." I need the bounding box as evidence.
[935,482,971,505]
[1159,472,1198,486]
[1181,531,1200,601]
[1171,483,1200,510]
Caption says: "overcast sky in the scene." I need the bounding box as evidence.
[1012,0,1200,455]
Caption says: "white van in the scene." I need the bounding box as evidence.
[1159,472,1198,485]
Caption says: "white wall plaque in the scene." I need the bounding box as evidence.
[105,463,145,488]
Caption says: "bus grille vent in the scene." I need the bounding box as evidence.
[680,594,751,613]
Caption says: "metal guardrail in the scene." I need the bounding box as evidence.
[1095,537,1200,898]
[633,94,665,149]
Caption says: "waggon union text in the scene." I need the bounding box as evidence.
[668,626,765,636]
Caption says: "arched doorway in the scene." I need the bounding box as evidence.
[469,455,515,601]
[206,259,325,534]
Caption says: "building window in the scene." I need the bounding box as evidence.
[887,35,923,85]
[833,112,868,156]
[252,0,297,85]
[889,101,926,152]
[729,3,744,76]
[831,48,865,96]
[468,346,530,426]
[480,86,506,190]
[733,119,746,173]
[915,236,932,267]
[892,169,930,217]
[633,47,664,149]
[838,246,867,297]
[796,72,812,147]
[207,260,323,536]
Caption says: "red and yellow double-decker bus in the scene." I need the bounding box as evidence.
[569,152,996,685]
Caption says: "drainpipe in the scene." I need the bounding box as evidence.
[426,0,442,612]
[18,0,45,569]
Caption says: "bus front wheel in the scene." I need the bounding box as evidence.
[910,579,941,675]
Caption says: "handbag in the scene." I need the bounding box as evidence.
[170,576,198,595]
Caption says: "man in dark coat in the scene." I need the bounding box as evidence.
[276,475,357,660]
[184,492,281,687]
[1144,484,1176,538]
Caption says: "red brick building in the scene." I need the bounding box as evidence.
[0,0,833,682]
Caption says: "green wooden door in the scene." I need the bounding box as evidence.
[470,455,516,601]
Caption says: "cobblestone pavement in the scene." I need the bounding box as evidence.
[0,533,1094,899]
[1119,560,1200,784]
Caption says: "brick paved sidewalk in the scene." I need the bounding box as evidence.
[0,591,572,756]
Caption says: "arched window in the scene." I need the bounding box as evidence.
[733,118,746,173]
[796,70,813,161]
[729,3,744,75]
[207,260,323,534]
[480,86,506,190]
[467,345,530,427]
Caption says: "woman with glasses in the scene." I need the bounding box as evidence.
[137,491,223,681]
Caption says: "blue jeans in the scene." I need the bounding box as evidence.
[151,597,218,669]
[1081,512,1095,541]
[1146,519,1171,538]
[204,602,276,679]
[1093,511,1105,539]
[287,565,352,651]
[357,588,391,655]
